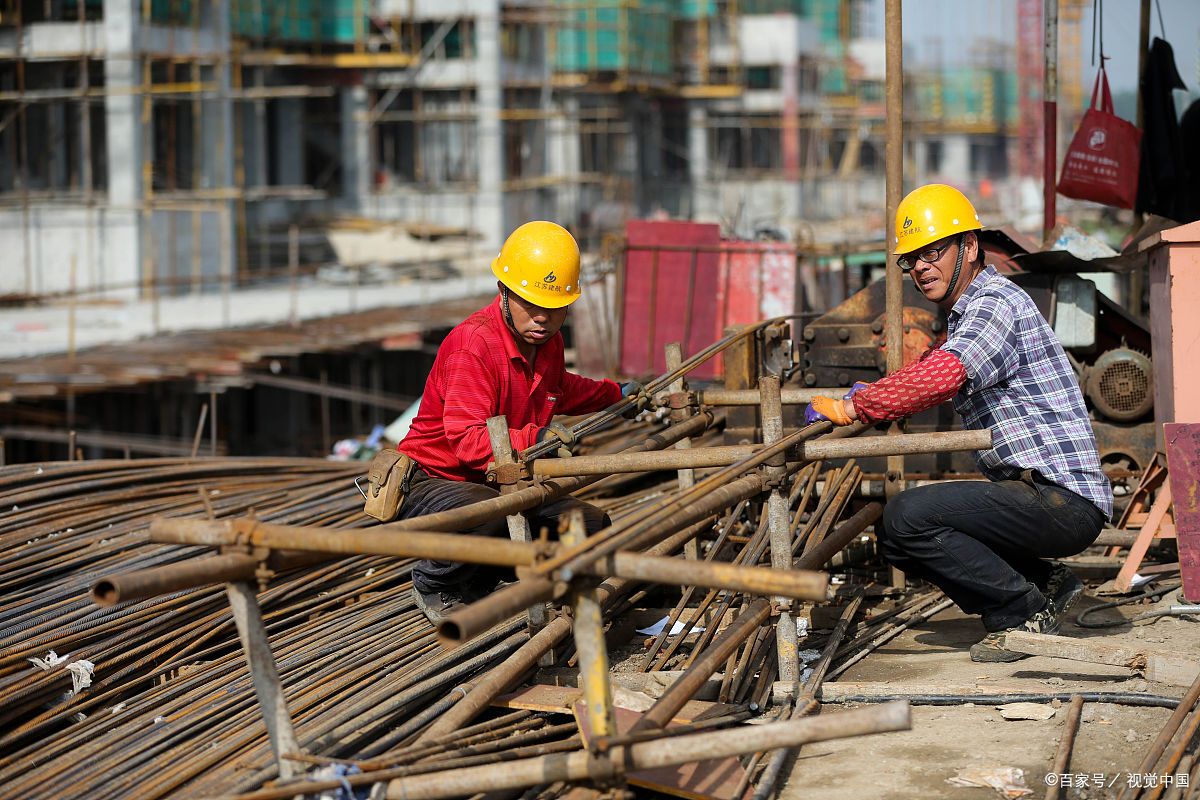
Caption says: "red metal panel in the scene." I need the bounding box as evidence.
[620,222,799,381]
[717,243,797,328]
[620,221,722,379]
[1164,423,1200,602]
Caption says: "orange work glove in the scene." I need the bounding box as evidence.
[805,395,855,426]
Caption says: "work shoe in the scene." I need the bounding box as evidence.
[970,605,1061,663]
[412,586,467,626]
[1045,563,1085,617]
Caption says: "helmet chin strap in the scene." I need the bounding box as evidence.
[500,286,522,338]
[944,233,966,299]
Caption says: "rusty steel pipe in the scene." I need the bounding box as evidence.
[424,518,718,738]
[401,411,714,532]
[529,445,760,477]
[602,553,828,604]
[424,575,630,741]
[436,575,557,649]
[422,616,572,742]
[91,550,326,606]
[434,521,823,647]
[134,513,742,641]
[1118,671,1200,800]
[540,421,833,580]
[1046,695,1085,800]
[795,502,883,570]
[151,518,540,567]
[697,388,852,406]
[439,473,772,646]
[631,598,773,734]
[92,553,256,606]
[527,429,993,478]
[590,472,771,569]
[797,429,991,460]
[386,702,912,799]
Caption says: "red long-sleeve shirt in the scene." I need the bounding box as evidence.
[399,296,621,482]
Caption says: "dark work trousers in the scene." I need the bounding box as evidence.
[402,466,612,595]
[878,472,1106,632]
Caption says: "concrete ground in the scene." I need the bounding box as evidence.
[780,593,1199,800]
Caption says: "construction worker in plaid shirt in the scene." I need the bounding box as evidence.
[806,184,1112,662]
[399,221,642,625]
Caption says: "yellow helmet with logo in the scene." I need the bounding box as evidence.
[893,184,982,255]
[491,221,582,309]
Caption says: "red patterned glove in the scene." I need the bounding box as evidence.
[852,348,967,423]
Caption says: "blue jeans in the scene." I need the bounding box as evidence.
[402,467,611,594]
[878,472,1106,632]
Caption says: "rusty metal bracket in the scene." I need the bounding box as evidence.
[667,390,693,411]
[254,559,276,593]
[758,465,786,490]
[485,461,529,487]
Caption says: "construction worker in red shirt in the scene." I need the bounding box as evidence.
[398,221,641,624]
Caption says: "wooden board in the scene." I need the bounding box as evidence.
[534,668,724,701]
[812,681,1086,701]
[1002,631,1200,688]
[496,683,733,724]
[494,684,582,713]
[1113,482,1173,592]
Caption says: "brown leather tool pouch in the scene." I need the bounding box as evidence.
[362,449,414,522]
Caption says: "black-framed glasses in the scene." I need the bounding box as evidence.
[897,237,957,272]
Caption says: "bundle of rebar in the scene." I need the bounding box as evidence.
[0,323,997,798]
[0,450,912,799]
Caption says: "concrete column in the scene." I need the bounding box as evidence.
[342,86,372,212]
[102,0,144,298]
[782,61,800,179]
[48,97,68,189]
[913,135,930,183]
[688,104,707,218]
[475,3,505,250]
[548,94,580,225]
[942,135,970,179]
[273,99,305,187]
[210,0,235,289]
[640,99,664,214]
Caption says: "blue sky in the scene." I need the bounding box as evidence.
[879,0,1200,95]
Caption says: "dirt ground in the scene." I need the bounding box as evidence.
[778,592,1199,800]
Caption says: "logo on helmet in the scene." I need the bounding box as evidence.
[903,216,912,229]
[543,271,557,283]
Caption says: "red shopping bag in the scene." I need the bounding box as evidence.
[1058,65,1141,209]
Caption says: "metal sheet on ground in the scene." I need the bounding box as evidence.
[573,702,750,800]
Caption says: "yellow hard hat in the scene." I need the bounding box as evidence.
[491,221,581,309]
[893,184,982,255]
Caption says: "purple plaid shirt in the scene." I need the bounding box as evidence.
[942,266,1113,519]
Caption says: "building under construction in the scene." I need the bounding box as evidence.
[0,0,1031,302]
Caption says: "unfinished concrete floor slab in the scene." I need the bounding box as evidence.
[781,596,1198,799]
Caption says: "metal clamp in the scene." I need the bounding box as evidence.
[487,462,527,486]
[758,465,787,489]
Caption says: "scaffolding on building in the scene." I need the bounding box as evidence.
[0,0,1031,312]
